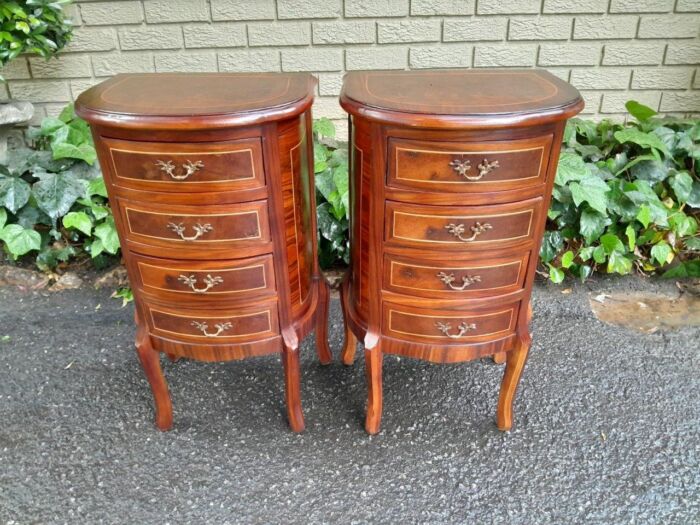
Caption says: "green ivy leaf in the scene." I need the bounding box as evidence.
[614,128,671,158]
[600,232,625,255]
[593,245,607,264]
[94,217,120,254]
[51,142,97,165]
[607,252,633,275]
[561,250,574,269]
[555,152,590,185]
[625,100,658,122]
[579,208,609,244]
[578,246,595,262]
[684,238,700,251]
[684,180,700,208]
[0,224,41,258]
[668,171,693,202]
[650,241,672,266]
[312,117,336,139]
[547,264,565,284]
[0,208,6,230]
[313,143,329,173]
[63,210,93,236]
[636,205,652,228]
[569,175,609,214]
[539,230,564,263]
[32,171,87,223]
[662,261,700,279]
[0,175,31,214]
[629,158,672,183]
[87,177,107,198]
[624,224,636,251]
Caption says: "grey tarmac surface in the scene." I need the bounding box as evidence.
[0,276,698,524]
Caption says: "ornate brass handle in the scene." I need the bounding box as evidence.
[155,159,204,180]
[445,222,492,242]
[191,320,232,337]
[449,157,500,181]
[435,321,477,339]
[167,222,213,241]
[436,271,482,290]
[178,274,224,293]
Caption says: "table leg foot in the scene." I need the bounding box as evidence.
[136,330,173,431]
[496,335,530,431]
[282,342,305,433]
[364,345,383,435]
[314,278,333,365]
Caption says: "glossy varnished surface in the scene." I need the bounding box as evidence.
[340,68,582,433]
[77,73,328,431]
[341,69,583,129]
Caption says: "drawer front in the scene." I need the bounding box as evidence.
[133,254,275,301]
[388,135,551,193]
[383,251,529,299]
[386,198,542,250]
[145,301,279,344]
[105,137,265,192]
[383,301,519,345]
[118,199,270,250]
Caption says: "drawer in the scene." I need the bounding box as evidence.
[104,137,265,193]
[144,300,279,344]
[382,301,519,345]
[116,199,270,253]
[388,135,552,193]
[383,250,529,299]
[385,198,542,250]
[132,254,275,302]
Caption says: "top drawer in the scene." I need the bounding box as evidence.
[387,135,552,193]
[104,137,265,193]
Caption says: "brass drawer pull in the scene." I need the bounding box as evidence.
[435,321,477,339]
[436,271,482,290]
[445,221,492,242]
[167,222,213,241]
[178,274,224,293]
[191,320,232,338]
[448,158,500,181]
[156,159,204,180]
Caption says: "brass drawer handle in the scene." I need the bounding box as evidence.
[436,271,482,290]
[449,158,500,181]
[167,222,213,241]
[156,159,204,180]
[445,222,492,242]
[178,274,224,293]
[435,321,477,339]
[191,320,232,338]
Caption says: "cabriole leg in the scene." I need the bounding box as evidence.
[364,345,383,435]
[315,278,333,365]
[135,328,173,431]
[340,282,357,365]
[282,342,305,433]
[496,335,531,431]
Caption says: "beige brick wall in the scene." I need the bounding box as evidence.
[1,0,699,134]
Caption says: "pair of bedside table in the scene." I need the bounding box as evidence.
[76,70,582,434]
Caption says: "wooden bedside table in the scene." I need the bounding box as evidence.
[76,73,331,432]
[339,69,583,434]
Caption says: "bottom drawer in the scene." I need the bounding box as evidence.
[382,300,519,345]
[143,300,279,344]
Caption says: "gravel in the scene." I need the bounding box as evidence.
[0,276,698,524]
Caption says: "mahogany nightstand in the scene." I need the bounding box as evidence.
[76,73,331,432]
[338,69,583,434]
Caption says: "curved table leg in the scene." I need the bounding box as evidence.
[339,281,358,365]
[135,328,173,431]
[314,277,333,365]
[496,335,531,431]
[364,343,383,435]
[282,340,305,433]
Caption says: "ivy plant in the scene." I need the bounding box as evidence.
[313,117,350,269]
[543,100,699,282]
[0,0,73,80]
[0,103,118,268]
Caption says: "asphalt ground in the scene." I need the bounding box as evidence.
[0,276,698,524]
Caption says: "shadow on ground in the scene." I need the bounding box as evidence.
[0,276,698,523]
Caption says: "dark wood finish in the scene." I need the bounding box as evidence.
[76,73,328,431]
[388,135,552,193]
[339,69,582,433]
